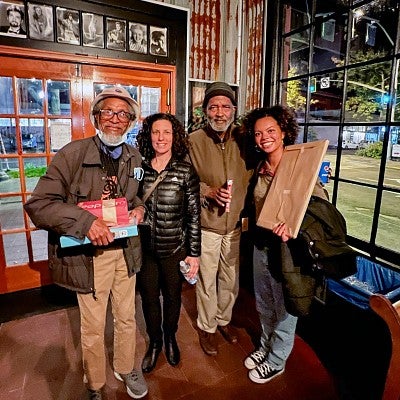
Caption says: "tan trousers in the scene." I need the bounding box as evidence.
[77,248,136,390]
[196,228,241,333]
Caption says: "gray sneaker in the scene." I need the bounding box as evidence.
[114,369,148,399]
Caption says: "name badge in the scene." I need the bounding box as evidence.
[133,167,144,181]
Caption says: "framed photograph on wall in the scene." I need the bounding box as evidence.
[27,3,53,41]
[56,7,80,45]
[128,22,147,54]
[82,12,103,48]
[0,1,27,38]
[106,17,126,51]
[149,26,167,57]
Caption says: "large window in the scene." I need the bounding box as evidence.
[275,0,400,266]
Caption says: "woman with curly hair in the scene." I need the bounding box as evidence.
[241,106,327,384]
[136,113,201,373]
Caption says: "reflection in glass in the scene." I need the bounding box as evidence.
[0,77,14,114]
[24,157,47,192]
[32,229,48,261]
[315,0,348,16]
[49,119,71,152]
[336,182,374,241]
[308,125,339,148]
[18,78,44,114]
[47,81,71,115]
[388,127,400,161]
[344,62,391,122]
[350,2,395,60]
[376,190,400,252]
[281,77,307,117]
[0,196,23,228]
[323,146,337,198]
[3,232,28,266]
[384,140,400,188]
[141,87,161,117]
[313,14,347,73]
[126,121,142,147]
[310,73,343,122]
[0,117,16,155]
[20,118,44,153]
[340,149,380,185]
[0,182,20,197]
[282,1,312,33]
[283,31,310,77]
[297,125,305,143]
[395,63,400,122]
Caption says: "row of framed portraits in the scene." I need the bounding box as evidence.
[0,1,168,56]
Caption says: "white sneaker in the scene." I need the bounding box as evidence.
[244,348,268,369]
[249,360,284,384]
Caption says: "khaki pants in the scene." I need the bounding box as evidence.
[196,228,241,333]
[77,248,136,390]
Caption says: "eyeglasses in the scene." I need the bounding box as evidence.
[207,105,236,113]
[98,109,134,123]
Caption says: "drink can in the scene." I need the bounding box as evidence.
[318,161,330,184]
[226,179,233,212]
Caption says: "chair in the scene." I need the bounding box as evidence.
[369,294,400,400]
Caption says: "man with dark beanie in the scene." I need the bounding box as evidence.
[189,81,252,356]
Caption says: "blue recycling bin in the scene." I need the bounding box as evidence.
[327,256,400,310]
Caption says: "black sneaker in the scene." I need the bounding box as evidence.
[244,348,268,370]
[114,368,148,399]
[248,360,284,384]
[87,388,103,400]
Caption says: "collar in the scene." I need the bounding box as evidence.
[205,124,234,145]
[100,142,123,159]
[258,160,274,177]
[8,28,21,34]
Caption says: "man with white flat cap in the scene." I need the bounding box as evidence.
[25,86,148,399]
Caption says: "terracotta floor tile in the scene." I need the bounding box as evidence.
[0,287,340,400]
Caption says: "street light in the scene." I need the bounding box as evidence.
[353,11,394,47]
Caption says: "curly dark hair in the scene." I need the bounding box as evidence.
[240,105,299,168]
[136,113,189,161]
[242,105,299,145]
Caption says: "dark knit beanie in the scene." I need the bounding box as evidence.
[202,81,237,109]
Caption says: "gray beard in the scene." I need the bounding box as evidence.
[97,130,128,146]
[207,115,234,132]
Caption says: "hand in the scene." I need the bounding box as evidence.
[129,205,145,224]
[272,222,292,242]
[206,186,231,207]
[87,218,114,246]
[184,256,200,280]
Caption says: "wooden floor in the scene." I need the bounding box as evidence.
[0,283,341,400]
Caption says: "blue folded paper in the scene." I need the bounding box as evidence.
[60,224,138,248]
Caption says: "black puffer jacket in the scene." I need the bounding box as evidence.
[140,158,201,258]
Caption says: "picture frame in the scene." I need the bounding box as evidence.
[27,3,53,42]
[257,140,329,239]
[128,22,147,54]
[106,17,126,51]
[0,1,27,38]
[82,12,103,48]
[56,7,80,45]
[149,26,167,56]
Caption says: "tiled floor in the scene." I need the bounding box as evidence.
[0,284,340,400]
